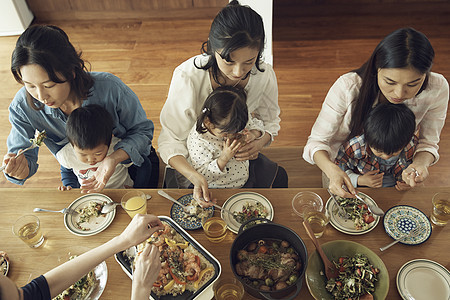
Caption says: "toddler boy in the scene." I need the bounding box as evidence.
[335,103,417,189]
[56,104,133,190]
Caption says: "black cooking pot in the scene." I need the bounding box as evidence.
[230,219,308,300]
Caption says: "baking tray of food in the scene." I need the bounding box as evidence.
[115,216,221,300]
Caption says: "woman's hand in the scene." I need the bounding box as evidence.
[131,244,161,300]
[358,170,384,188]
[118,214,164,249]
[235,132,268,161]
[395,181,413,191]
[2,150,30,179]
[401,163,429,188]
[190,172,215,208]
[328,165,355,198]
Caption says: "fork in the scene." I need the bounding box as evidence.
[327,189,350,220]
[33,207,75,215]
[379,226,423,251]
[0,144,37,172]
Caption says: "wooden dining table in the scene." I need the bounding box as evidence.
[1,187,449,299]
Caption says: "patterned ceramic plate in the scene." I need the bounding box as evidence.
[221,191,274,234]
[383,205,432,245]
[397,259,450,300]
[325,192,380,235]
[170,194,214,230]
[64,193,116,236]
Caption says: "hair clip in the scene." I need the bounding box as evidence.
[202,107,209,113]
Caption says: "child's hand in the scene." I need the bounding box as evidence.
[222,138,242,161]
[358,170,384,188]
[58,185,72,191]
[395,181,413,191]
[217,138,242,171]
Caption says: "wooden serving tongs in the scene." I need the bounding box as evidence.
[302,220,339,280]
[302,220,373,300]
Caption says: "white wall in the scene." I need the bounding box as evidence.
[0,0,34,36]
[234,0,273,66]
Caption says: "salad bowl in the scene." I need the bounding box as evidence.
[306,240,389,300]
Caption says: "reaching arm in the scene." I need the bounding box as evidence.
[44,214,164,298]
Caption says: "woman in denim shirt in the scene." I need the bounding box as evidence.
[2,25,158,191]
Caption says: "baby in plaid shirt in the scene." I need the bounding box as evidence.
[335,103,418,190]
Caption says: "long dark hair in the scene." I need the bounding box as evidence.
[196,86,248,135]
[195,0,265,85]
[11,25,94,110]
[364,103,416,154]
[349,27,434,138]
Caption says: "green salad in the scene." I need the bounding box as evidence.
[334,196,375,230]
[54,256,95,300]
[232,201,268,224]
[325,254,379,300]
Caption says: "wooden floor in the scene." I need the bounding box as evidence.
[0,2,449,188]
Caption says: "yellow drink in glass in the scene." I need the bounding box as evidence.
[13,215,45,248]
[121,191,147,218]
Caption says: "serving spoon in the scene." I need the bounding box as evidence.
[355,193,384,216]
[303,220,338,279]
[158,190,196,216]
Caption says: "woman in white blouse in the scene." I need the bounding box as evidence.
[303,27,449,197]
[158,1,286,204]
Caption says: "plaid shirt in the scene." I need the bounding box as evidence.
[335,134,418,182]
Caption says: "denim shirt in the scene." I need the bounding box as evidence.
[6,72,154,185]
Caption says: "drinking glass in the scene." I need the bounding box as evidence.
[214,277,244,300]
[121,190,147,218]
[12,215,44,248]
[201,216,227,243]
[292,191,323,219]
[292,191,328,238]
[304,210,330,238]
[431,192,450,226]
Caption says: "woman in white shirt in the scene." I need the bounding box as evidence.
[158,0,286,204]
[303,27,449,197]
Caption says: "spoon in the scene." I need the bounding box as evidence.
[341,185,384,216]
[101,202,120,214]
[303,220,338,279]
[355,193,384,216]
[158,190,196,216]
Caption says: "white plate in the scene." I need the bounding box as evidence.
[40,246,108,300]
[397,259,450,300]
[325,192,380,235]
[64,193,115,236]
[221,191,274,234]
[383,205,432,245]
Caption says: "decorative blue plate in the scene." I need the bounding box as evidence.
[383,205,432,245]
[170,194,214,230]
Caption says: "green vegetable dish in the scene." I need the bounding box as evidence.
[334,196,375,230]
[54,256,95,300]
[233,201,268,224]
[325,254,379,300]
